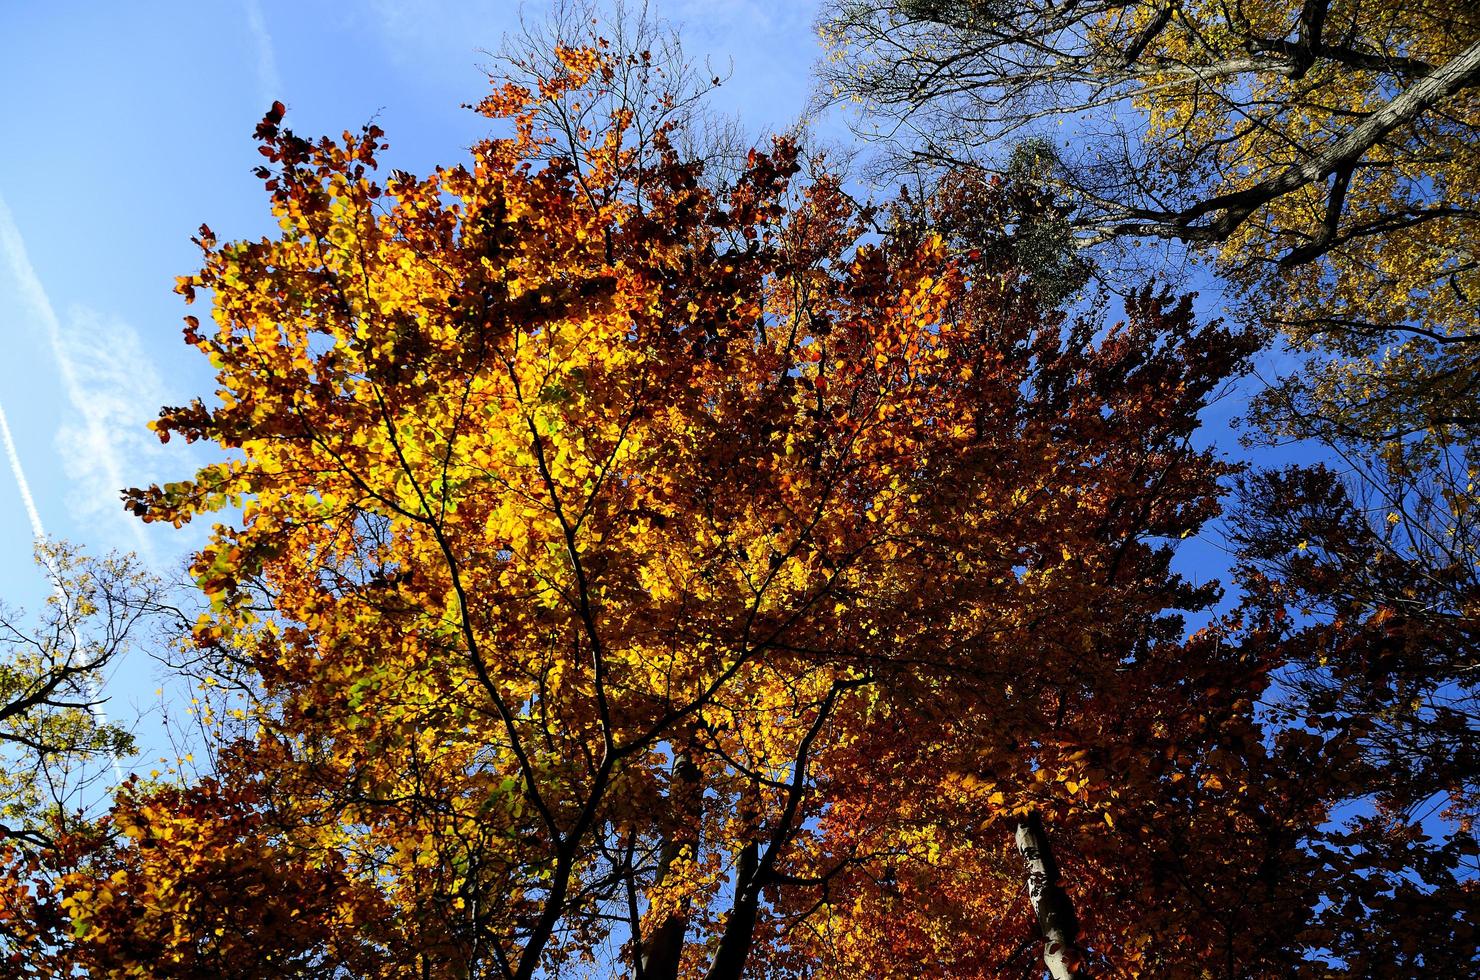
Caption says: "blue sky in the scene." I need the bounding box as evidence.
[0,0,829,775]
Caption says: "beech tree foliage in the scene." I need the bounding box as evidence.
[819,13,1480,958]
[2,3,1471,973]
[0,32,1365,978]
[0,545,159,971]
[1231,464,1478,976]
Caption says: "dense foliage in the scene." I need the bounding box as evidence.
[1,4,1475,976]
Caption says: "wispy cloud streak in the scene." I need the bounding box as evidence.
[244,0,283,106]
[0,193,155,560]
[0,400,46,539]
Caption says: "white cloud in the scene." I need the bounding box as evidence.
[0,194,169,562]
[52,309,175,556]
[243,0,283,106]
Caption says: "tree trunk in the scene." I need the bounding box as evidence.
[1014,811,1088,980]
[701,839,759,980]
[639,747,701,980]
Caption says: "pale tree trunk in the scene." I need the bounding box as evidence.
[1014,811,1088,980]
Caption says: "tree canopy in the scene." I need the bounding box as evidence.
[818,0,1480,458]
[0,544,150,851]
[3,38,1364,978]
[819,12,1480,961]
[1,5,1476,977]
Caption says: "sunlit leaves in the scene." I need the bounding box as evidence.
[15,32,1325,979]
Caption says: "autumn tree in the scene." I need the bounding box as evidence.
[0,544,153,850]
[12,25,1352,978]
[819,9,1480,968]
[1229,464,1478,976]
[816,0,1480,460]
[0,544,161,972]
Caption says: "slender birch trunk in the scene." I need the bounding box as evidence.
[1014,811,1088,980]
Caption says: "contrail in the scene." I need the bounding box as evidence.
[1,381,125,785]
[0,399,44,539]
[0,193,152,560]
